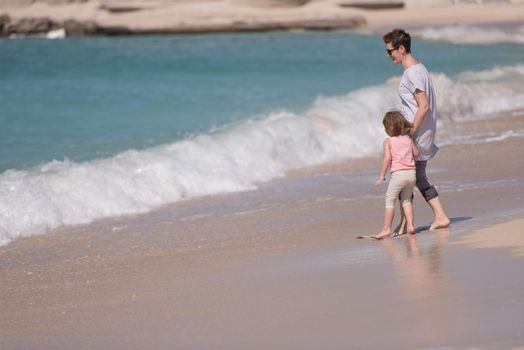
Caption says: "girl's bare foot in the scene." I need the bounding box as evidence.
[392,220,406,236]
[407,225,416,235]
[372,229,392,240]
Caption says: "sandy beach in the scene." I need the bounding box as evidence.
[1,1,524,348]
[1,112,523,349]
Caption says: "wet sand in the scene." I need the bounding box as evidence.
[1,115,524,349]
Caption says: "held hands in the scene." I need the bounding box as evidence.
[402,127,414,137]
[374,177,385,186]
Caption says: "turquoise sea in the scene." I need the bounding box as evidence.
[1,29,524,244]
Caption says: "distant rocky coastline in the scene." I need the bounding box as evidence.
[2,0,523,38]
[1,15,100,37]
[0,13,366,38]
[0,0,369,38]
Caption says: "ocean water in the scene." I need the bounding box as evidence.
[1,27,524,245]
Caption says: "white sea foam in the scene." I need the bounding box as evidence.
[412,24,524,45]
[435,64,524,121]
[1,64,523,245]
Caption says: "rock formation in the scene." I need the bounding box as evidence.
[0,0,369,37]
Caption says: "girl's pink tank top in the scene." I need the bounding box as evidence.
[389,135,415,173]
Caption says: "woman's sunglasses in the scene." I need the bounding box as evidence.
[386,46,399,57]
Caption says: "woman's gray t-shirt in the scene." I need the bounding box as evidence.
[399,63,439,161]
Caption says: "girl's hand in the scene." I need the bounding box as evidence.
[374,178,385,186]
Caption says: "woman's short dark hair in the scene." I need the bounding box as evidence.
[383,28,411,53]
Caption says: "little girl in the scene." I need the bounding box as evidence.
[372,111,419,239]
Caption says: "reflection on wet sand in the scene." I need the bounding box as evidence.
[380,229,457,343]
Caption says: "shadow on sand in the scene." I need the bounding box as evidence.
[413,216,473,234]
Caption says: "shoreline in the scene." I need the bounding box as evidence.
[1,1,524,37]
[1,13,524,345]
[2,113,524,248]
[1,115,524,347]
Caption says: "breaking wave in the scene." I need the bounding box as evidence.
[1,64,523,245]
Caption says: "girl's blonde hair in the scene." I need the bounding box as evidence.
[383,111,411,137]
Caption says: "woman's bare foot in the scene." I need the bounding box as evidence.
[372,229,392,240]
[407,225,416,235]
[429,216,450,230]
[428,197,450,230]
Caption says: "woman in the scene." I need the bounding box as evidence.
[383,28,450,231]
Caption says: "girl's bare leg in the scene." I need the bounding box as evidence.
[402,203,416,234]
[373,208,394,239]
[393,205,407,236]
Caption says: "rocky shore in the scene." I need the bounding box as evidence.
[1,0,523,37]
[0,15,114,37]
[0,14,366,37]
[0,0,368,37]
